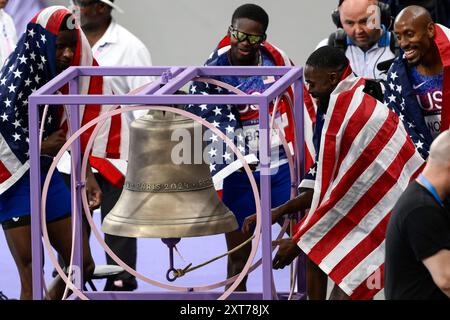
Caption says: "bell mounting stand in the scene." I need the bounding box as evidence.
[28,66,306,300]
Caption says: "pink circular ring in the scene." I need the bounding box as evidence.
[41,77,299,299]
[41,105,261,299]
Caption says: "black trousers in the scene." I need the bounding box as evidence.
[94,173,137,282]
[61,173,137,283]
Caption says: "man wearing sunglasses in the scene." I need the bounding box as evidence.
[187,3,295,292]
[227,24,266,66]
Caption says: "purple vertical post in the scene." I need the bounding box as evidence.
[293,77,307,296]
[69,78,84,288]
[258,99,273,300]
[29,97,43,300]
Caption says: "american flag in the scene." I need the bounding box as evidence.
[186,36,314,185]
[303,84,318,174]
[384,23,450,159]
[300,66,355,189]
[0,6,125,194]
[187,76,244,176]
[292,75,425,299]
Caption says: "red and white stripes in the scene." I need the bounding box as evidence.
[293,76,424,299]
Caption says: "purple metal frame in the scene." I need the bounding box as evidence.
[28,66,305,300]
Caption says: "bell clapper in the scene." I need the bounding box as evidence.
[161,238,182,282]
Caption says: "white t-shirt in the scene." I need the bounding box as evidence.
[58,20,153,175]
[0,9,17,67]
[92,19,154,121]
[317,29,395,80]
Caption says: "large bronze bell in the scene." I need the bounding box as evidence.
[102,108,238,238]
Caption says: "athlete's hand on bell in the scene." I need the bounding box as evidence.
[41,129,66,157]
[272,238,301,269]
[86,171,102,210]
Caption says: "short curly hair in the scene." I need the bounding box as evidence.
[231,3,269,32]
[306,46,349,72]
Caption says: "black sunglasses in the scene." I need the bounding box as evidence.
[228,26,266,45]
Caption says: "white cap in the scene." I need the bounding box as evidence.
[99,0,124,13]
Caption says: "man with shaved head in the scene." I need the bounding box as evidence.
[384,5,450,159]
[318,0,397,80]
[380,1,450,28]
[339,0,385,50]
[385,130,450,299]
[394,6,439,72]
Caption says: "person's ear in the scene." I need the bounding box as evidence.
[329,72,340,86]
[262,33,267,43]
[427,22,435,39]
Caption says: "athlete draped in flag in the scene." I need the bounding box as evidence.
[384,6,450,158]
[187,4,297,291]
[0,6,120,299]
[244,46,424,300]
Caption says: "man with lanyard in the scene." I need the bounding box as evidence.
[384,5,450,159]
[385,130,450,300]
[187,3,295,291]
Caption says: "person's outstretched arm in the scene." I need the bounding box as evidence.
[242,188,313,233]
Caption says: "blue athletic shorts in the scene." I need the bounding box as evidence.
[0,165,71,227]
[222,162,291,229]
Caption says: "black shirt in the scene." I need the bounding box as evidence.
[385,181,450,300]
